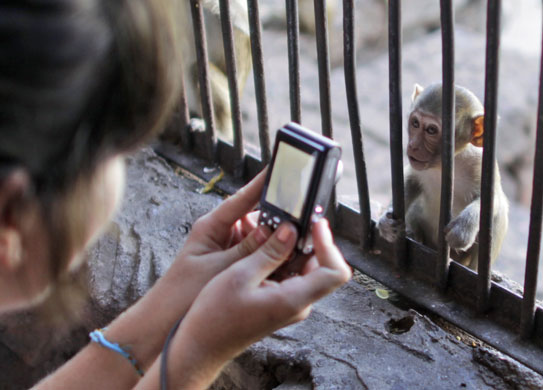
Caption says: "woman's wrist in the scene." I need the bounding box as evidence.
[103,264,198,371]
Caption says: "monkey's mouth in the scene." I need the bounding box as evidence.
[408,155,430,170]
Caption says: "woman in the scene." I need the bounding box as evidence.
[0,0,351,388]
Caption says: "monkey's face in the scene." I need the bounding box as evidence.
[407,110,442,170]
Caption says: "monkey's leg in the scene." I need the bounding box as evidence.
[451,245,478,270]
[444,200,480,252]
[208,62,234,141]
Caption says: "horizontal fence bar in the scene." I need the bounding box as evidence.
[387,0,407,269]
[437,0,455,290]
[478,0,501,313]
[286,0,301,124]
[190,0,216,160]
[343,0,372,251]
[219,0,245,176]
[521,26,543,339]
[247,0,271,164]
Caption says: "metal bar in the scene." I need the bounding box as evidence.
[190,0,216,160]
[313,0,337,225]
[153,139,543,375]
[178,61,191,149]
[437,0,455,290]
[388,0,406,268]
[247,0,271,164]
[344,0,372,251]
[163,60,191,147]
[286,0,301,124]
[520,25,543,339]
[477,0,501,313]
[219,0,245,176]
[313,0,333,138]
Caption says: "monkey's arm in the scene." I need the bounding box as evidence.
[377,169,422,242]
[444,198,480,251]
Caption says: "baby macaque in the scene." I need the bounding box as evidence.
[378,83,509,270]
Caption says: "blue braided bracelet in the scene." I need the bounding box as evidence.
[89,328,144,376]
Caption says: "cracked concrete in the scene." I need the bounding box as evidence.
[0,148,541,390]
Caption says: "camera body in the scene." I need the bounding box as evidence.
[259,122,342,254]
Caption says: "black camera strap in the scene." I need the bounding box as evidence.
[160,315,184,390]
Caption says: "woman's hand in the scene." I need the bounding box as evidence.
[162,170,272,310]
[143,216,352,389]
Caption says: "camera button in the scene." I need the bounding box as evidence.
[272,216,281,224]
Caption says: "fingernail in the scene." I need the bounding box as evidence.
[277,224,294,243]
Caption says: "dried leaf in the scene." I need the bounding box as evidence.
[200,170,224,194]
[375,288,390,299]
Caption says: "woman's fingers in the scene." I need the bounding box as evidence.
[241,211,260,236]
[238,223,299,284]
[209,225,272,268]
[311,219,351,276]
[207,169,267,232]
[257,219,351,314]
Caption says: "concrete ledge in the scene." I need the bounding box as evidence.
[0,148,541,389]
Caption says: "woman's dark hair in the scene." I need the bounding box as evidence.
[0,0,181,193]
[0,0,182,285]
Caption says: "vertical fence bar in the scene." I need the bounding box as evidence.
[344,0,372,251]
[178,63,191,149]
[163,60,191,147]
[520,29,543,339]
[247,0,271,164]
[313,0,333,138]
[477,0,501,312]
[190,0,216,160]
[286,0,302,124]
[388,0,406,268]
[219,0,245,175]
[313,0,337,225]
[437,0,455,290]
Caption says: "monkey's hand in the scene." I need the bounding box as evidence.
[444,205,479,251]
[377,211,405,243]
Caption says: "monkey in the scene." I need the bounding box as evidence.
[378,83,509,270]
[178,0,252,141]
[298,0,338,36]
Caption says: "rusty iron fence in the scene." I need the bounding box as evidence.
[156,0,543,374]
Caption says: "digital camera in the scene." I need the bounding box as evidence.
[259,122,342,257]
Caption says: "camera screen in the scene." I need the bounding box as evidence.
[265,141,316,219]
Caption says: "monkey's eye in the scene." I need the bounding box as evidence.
[411,118,420,128]
[426,125,438,135]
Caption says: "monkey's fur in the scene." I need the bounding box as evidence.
[378,83,509,270]
[179,0,251,141]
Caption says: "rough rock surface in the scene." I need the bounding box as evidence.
[86,147,223,314]
[213,279,543,390]
[1,147,541,389]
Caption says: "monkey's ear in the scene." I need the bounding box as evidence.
[472,115,484,147]
[411,84,424,102]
